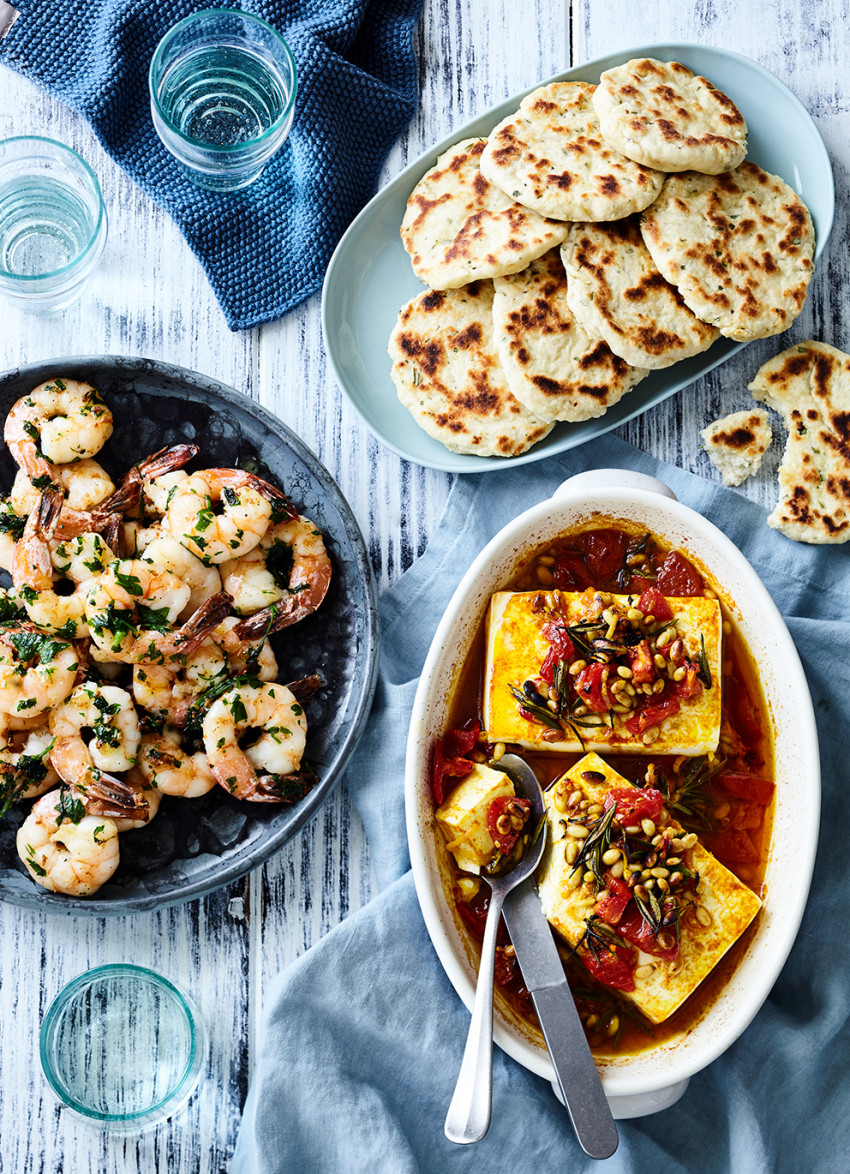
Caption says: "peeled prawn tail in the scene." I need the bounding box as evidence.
[161,591,234,660]
[100,443,201,518]
[285,673,324,701]
[253,769,316,805]
[12,486,64,593]
[81,773,152,823]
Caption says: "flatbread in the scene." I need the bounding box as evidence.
[400,138,568,289]
[640,162,815,341]
[561,218,718,369]
[592,58,748,174]
[748,340,850,543]
[479,81,665,222]
[701,409,771,486]
[491,249,647,421]
[388,281,552,457]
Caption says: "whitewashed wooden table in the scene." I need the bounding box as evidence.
[0,2,845,1170]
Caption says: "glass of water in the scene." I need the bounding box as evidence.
[40,964,208,1132]
[149,8,298,192]
[0,136,108,313]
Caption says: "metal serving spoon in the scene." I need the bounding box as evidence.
[444,754,619,1159]
[444,752,549,1145]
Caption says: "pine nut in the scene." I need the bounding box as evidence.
[606,1016,620,1036]
[569,660,587,675]
[565,841,579,864]
[635,964,656,980]
[602,848,621,866]
[617,665,633,679]
[566,866,582,888]
[651,867,669,878]
[492,742,506,761]
[609,861,624,879]
[567,824,589,839]
[696,905,713,927]
[536,565,554,585]
[641,818,656,837]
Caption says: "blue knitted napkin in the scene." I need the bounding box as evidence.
[0,0,423,330]
[233,434,850,1173]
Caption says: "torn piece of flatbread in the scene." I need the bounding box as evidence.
[400,138,568,289]
[491,248,647,422]
[701,409,771,486]
[388,281,552,457]
[592,58,748,174]
[640,162,815,341]
[749,340,850,543]
[561,217,718,369]
[479,81,665,222]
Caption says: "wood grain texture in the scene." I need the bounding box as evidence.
[0,0,848,1169]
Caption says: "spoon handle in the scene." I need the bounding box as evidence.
[444,886,506,1144]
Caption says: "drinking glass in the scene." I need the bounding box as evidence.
[40,964,208,1132]
[0,137,108,313]
[149,8,298,192]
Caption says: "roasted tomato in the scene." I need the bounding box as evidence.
[716,770,775,805]
[627,638,656,684]
[617,905,679,962]
[670,662,703,700]
[595,877,632,926]
[574,663,617,713]
[487,796,531,854]
[494,946,518,987]
[541,620,575,661]
[579,942,636,992]
[603,786,664,825]
[635,586,673,624]
[655,551,704,597]
[624,695,680,736]
[707,829,759,865]
[580,529,627,583]
[431,720,480,805]
[553,551,592,591]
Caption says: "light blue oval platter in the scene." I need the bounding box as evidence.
[321,43,834,473]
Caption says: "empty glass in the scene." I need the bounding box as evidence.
[40,964,207,1132]
[149,8,298,192]
[0,136,107,312]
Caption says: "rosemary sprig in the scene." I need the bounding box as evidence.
[507,683,562,730]
[697,633,712,689]
[570,804,616,885]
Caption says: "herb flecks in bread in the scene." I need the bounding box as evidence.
[749,341,850,543]
[640,162,815,342]
[561,217,719,370]
[701,409,771,486]
[492,249,647,422]
[480,81,665,222]
[388,281,552,457]
[592,58,748,175]
[400,139,568,290]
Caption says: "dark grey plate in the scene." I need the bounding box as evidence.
[0,356,379,915]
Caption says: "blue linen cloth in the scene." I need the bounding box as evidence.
[0,0,423,330]
[233,434,850,1173]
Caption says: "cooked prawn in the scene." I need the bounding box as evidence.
[163,468,295,565]
[4,379,113,479]
[11,458,114,518]
[17,789,119,896]
[109,768,162,831]
[13,489,115,638]
[88,591,233,667]
[83,558,192,658]
[202,681,307,802]
[142,534,222,618]
[137,727,217,797]
[132,615,278,725]
[0,622,79,718]
[49,683,141,791]
[0,723,58,814]
[221,515,331,635]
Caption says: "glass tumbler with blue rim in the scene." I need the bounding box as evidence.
[0,137,108,313]
[149,8,298,192]
[40,964,208,1132]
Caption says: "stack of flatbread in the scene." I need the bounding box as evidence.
[388,59,816,458]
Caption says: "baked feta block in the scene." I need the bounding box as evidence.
[536,753,762,1023]
[435,762,514,874]
[484,588,722,755]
